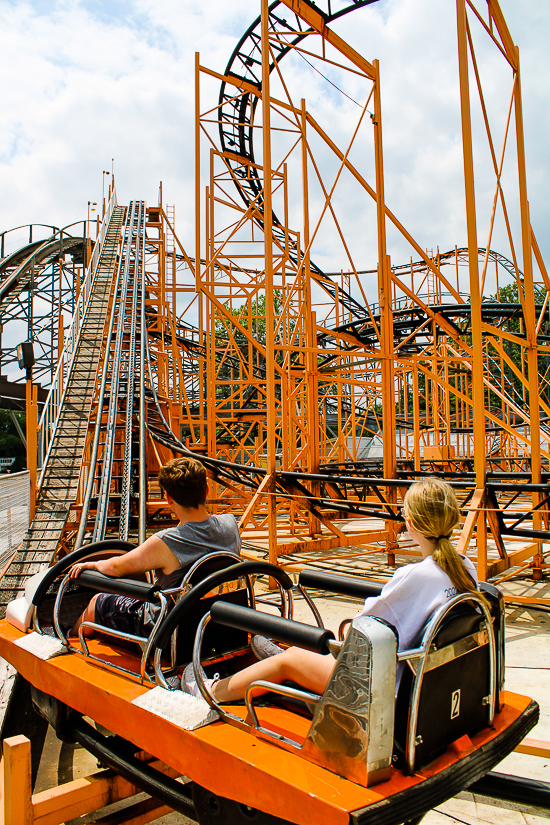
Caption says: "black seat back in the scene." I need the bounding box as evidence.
[33,540,137,608]
[33,540,138,631]
[413,606,488,770]
[394,597,493,773]
[171,552,248,664]
[174,587,250,664]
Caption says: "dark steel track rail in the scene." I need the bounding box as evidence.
[218,0,380,321]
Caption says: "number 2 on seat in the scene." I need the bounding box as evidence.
[451,689,461,719]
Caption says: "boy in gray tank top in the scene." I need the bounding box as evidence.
[68,457,241,638]
[153,516,241,590]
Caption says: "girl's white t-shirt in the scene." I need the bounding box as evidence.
[358,554,478,651]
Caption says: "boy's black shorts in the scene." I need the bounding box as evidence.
[94,593,144,637]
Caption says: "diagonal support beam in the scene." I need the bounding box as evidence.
[278,0,376,79]
[238,473,272,531]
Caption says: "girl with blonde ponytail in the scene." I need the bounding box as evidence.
[349,476,487,652]
[403,477,481,601]
[184,477,486,702]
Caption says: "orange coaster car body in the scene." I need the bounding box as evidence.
[0,617,538,825]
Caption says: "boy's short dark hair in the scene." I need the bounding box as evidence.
[158,457,207,509]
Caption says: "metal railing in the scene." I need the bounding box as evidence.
[37,188,118,477]
[0,471,30,568]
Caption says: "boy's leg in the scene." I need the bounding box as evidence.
[69,594,100,638]
[213,647,335,702]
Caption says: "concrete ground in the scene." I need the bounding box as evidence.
[26,577,550,825]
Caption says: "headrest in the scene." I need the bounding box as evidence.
[433,605,484,649]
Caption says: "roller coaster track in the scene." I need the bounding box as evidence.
[0,227,89,386]
[329,299,550,350]
[0,205,125,613]
[90,201,146,543]
[218,0,381,320]
[76,199,270,546]
[0,234,85,321]
[219,5,545,337]
[384,247,525,283]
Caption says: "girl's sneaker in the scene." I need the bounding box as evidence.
[181,662,219,698]
[251,634,284,660]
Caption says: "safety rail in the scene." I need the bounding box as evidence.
[0,223,60,260]
[87,190,117,282]
[37,188,118,475]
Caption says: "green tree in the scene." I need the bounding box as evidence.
[214,291,285,402]
[215,291,284,346]
[0,410,27,472]
[493,282,519,304]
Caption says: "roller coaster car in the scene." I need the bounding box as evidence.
[5,539,262,682]
[0,544,539,825]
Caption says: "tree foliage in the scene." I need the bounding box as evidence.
[215,291,284,346]
[0,410,27,472]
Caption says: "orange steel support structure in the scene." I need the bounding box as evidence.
[14,0,547,603]
[158,0,544,582]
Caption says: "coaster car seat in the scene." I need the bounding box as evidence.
[199,568,499,787]
[6,540,299,687]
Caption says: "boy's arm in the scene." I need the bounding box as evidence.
[68,535,178,579]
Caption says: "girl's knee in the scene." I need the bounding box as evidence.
[270,646,298,680]
[282,647,302,666]
[278,646,309,680]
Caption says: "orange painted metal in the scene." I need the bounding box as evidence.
[0,621,533,825]
[182,0,550,588]
[22,0,550,605]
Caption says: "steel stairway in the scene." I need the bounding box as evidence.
[0,206,126,614]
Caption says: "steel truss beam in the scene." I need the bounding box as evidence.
[3,0,549,611]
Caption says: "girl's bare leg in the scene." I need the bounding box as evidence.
[212,647,335,703]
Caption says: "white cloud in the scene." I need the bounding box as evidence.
[0,0,548,298]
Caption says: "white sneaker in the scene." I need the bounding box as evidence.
[251,635,283,660]
[181,662,218,698]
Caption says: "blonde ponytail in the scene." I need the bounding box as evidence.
[404,478,489,607]
[432,537,478,597]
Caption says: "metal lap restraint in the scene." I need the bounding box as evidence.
[53,570,169,683]
[196,604,398,788]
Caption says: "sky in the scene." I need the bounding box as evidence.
[0,0,549,293]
